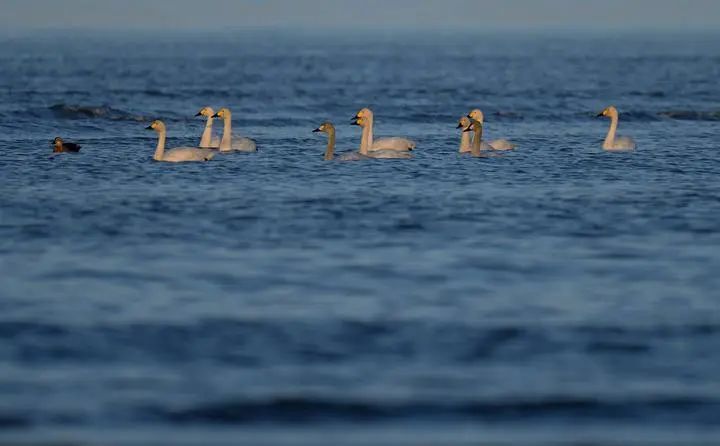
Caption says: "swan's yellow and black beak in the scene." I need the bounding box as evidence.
[351,117,360,126]
[467,114,488,122]
[312,127,322,133]
[456,123,464,129]
[211,113,220,118]
[596,111,604,117]
[145,125,153,130]
[194,112,202,117]
[463,121,480,132]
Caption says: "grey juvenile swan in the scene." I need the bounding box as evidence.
[146,120,215,162]
[313,121,369,161]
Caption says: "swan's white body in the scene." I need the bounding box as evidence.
[160,147,215,163]
[222,135,257,153]
[370,137,415,151]
[368,149,412,159]
[486,139,515,150]
[353,108,415,154]
[199,107,257,152]
[337,152,371,161]
[147,120,215,163]
[598,106,636,151]
[468,109,516,151]
[335,149,409,160]
[460,137,494,153]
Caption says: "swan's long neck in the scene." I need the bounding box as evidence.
[219,116,232,151]
[471,126,483,157]
[200,116,214,148]
[154,130,166,161]
[604,113,618,149]
[359,116,374,155]
[460,130,472,153]
[325,129,336,161]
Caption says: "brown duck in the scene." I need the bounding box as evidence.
[52,137,81,153]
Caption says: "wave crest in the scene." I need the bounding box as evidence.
[48,103,147,122]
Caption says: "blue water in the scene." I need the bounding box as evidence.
[1,30,719,445]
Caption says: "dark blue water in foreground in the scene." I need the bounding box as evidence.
[0,30,719,445]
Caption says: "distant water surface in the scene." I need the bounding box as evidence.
[0,30,719,446]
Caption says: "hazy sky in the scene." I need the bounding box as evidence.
[2,0,719,31]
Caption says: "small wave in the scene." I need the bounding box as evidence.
[0,413,31,429]
[578,110,715,122]
[614,111,661,122]
[141,89,179,99]
[158,395,720,424]
[629,90,666,98]
[47,103,147,122]
[658,110,720,121]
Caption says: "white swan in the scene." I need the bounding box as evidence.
[352,108,415,154]
[351,115,412,159]
[457,116,493,153]
[195,106,221,148]
[597,106,636,151]
[313,122,370,161]
[468,109,516,150]
[465,119,490,157]
[210,108,257,153]
[146,120,215,163]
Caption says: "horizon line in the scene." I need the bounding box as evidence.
[2,24,720,36]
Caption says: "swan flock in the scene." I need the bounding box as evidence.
[54,105,636,162]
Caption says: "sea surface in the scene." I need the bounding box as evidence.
[0,30,719,445]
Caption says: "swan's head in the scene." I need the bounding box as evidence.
[464,119,482,133]
[351,116,368,128]
[468,109,485,123]
[456,116,472,131]
[597,106,618,118]
[145,120,166,132]
[313,121,335,134]
[195,106,215,118]
[212,108,231,119]
[351,108,373,125]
